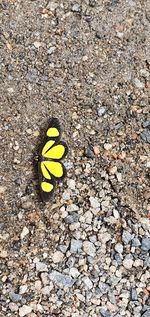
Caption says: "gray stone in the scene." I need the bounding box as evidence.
[58,244,68,253]
[47,46,56,55]
[83,276,93,289]
[114,253,122,264]
[99,282,109,294]
[141,238,150,251]
[64,212,79,224]
[49,270,74,287]
[83,241,96,257]
[97,106,106,116]
[66,256,76,268]
[100,308,112,317]
[142,310,150,317]
[141,130,150,144]
[142,120,150,128]
[70,239,82,253]
[71,4,81,12]
[36,261,48,272]
[26,68,38,82]
[132,238,141,247]
[130,288,138,301]
[9,291,22,302]
[122,230,132,244]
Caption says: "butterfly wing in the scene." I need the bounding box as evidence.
[38,118,68,202]
[38,161,56,202]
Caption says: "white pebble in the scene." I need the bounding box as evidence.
[19,305,32,317]
[20,227,29,240]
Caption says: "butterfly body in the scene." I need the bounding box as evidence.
[38,118,68,202]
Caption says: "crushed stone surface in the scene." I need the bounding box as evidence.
[0,1,150,317]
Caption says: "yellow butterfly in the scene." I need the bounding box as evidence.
[38,118,68,201]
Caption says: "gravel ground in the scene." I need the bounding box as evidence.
[0,1,150,317]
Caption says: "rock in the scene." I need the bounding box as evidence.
[142,310,150,317]
[104,143,112,150]
[20,226,29,239]
[67,179,76,190]
[116,172,122,182]
[49,270,74,287]
[36,261,48,272]
[100,308,112,317]
[26,68,38,83]
[93,145,100,155]
[19,305,32,317]
[62,190,70,200]
[83,241,96,257]
[114,243,123,254]
[84,210,93,224]
[9,291,22,302]
[69,267,80,278]
[0,186,6,194]
[0,249,8,258]
[133,78,145,89]
[142,120,150,128]
[47,46,56,55]
[123,255,133,269]
[141,130,150,144]
[91,298,101,305]
[19,285,28,294]
[83,276,93,289]
[64,212,79,224]
[113,209,120,219]
[85,144,94,158]
[66,204,79,212]
[40,273,49,285]
[141,238,150,251]
[132,238,141,247]
[9,303,18,312]
[52,251,64,263]
[71,4,81,12]
[97,106,106,116]
[89,196,100,209]
[33,41,43,48]
[70,239,82,253]
[58,244,68,253]
[130,288,138,301]
[96,31,102,39]
[66,256,76,268]
[35,280,42,291]
[99,282,109,294]
[42,284,53,295]
[122,230,132,244]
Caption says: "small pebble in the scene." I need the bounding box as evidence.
[52,251,64,263]
[36,262,48,272]
[122,230,132,244]
[83,241,96,257]
[141,238,150,251]
[19,305,32,317]
[20,226,29,240]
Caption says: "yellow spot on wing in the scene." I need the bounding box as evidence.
[41,162,51,179]
[47,127,59,137]
[41,182,53,192]
[43,144,65,159]
[43,161,63,178]
[42,140,55,156]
